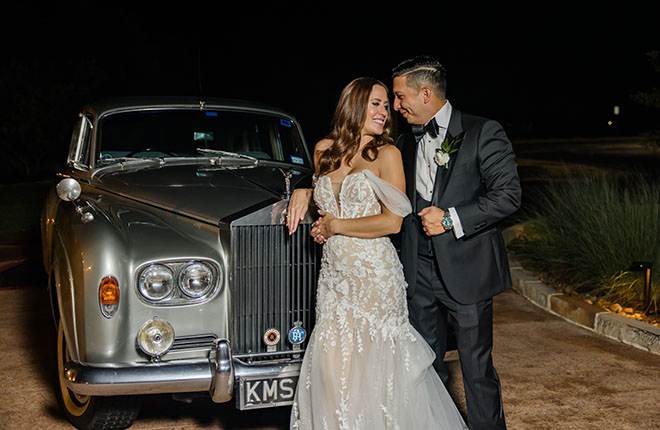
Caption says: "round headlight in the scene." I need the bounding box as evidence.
[138,264,174,301]
[137,318,174,358]
[178,262,215,298]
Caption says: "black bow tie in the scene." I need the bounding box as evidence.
[412,117,440,141]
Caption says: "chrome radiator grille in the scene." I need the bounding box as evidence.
[230,223,318,356]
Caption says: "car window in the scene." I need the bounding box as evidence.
[97,109,308,167]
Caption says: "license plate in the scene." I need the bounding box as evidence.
[237,373,298,410]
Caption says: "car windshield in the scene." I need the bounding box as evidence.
[96,109,308,167]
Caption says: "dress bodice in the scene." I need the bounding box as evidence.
[313,169,412,220]
[313,171,382,220]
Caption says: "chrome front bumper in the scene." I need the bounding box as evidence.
[63,339,302,403]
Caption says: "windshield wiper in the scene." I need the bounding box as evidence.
[93,157,166,179]
[196,148,258,166]
[98,156,145,163]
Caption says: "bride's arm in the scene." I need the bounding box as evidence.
[316,207,403,239]
[314,145,406,240]
[287,139,330,234]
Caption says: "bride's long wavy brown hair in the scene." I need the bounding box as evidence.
[316,77,393,177]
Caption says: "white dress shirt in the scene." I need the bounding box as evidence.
[415,101,465,239]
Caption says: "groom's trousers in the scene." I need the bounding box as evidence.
[408,213,506,429]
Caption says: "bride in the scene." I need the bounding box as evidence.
[287,77,467,429]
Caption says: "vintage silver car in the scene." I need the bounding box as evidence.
[40,97,318,430]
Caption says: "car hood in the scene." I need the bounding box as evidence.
[93,163,311,225]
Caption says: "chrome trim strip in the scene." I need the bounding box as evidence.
[233,349,306,360]
[171,334,217,350]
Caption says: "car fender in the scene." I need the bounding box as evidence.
[50,187,228,365]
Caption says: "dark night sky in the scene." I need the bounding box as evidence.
[2,3,659,176]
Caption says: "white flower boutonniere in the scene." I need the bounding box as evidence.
[434,150,451,168]
[434,132,464,169]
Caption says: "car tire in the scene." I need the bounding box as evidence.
[57,320,142,430]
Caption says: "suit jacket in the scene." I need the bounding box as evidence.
[396,109,522,305]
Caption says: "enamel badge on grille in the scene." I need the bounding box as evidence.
[288,322,306,351]
[264,328,280,352]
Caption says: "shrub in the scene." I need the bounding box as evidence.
[510,167,660,313]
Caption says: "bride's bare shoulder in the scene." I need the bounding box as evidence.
[376,143,402,164]
[371,144,404,181]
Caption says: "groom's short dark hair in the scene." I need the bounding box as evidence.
[392,55,447,97]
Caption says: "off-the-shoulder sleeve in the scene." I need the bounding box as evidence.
[363,169,412,217]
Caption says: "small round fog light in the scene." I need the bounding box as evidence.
[137,318,175,359]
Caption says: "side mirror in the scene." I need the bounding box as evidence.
[55,178,94,223]
[56,178,81,201]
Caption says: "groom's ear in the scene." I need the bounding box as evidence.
[421,86,433,103]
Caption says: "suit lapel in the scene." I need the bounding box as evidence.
[431,110,464,204]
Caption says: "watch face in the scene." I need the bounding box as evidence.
[442,213,453,229]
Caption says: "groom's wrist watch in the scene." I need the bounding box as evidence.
[441,210,453,231]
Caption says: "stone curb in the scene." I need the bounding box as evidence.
[504,227,660,355]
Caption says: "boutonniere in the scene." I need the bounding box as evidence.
[434,132,464,169]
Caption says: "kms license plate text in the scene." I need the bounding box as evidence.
[239,375,298,409]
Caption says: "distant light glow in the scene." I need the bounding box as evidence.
[607,121,613,126]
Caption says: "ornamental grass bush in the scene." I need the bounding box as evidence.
[509,167,660,314]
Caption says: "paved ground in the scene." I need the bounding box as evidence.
[1,283,659,430]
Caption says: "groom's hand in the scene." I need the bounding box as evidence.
[418,206,446,236]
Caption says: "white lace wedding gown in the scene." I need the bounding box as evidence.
[290,169,468,430]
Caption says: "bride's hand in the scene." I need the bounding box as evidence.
[312,210,336,243]
[287,189,312,234]
[310,225,326,244]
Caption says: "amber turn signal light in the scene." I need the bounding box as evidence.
[99,276,119,318]
[100,276,119,304]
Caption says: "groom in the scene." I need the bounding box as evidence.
[392,55,521,429]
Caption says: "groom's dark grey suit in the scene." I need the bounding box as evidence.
[396,108,521,429]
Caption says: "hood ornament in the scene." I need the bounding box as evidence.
[276,169,294,226]
[281,169,293,200]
